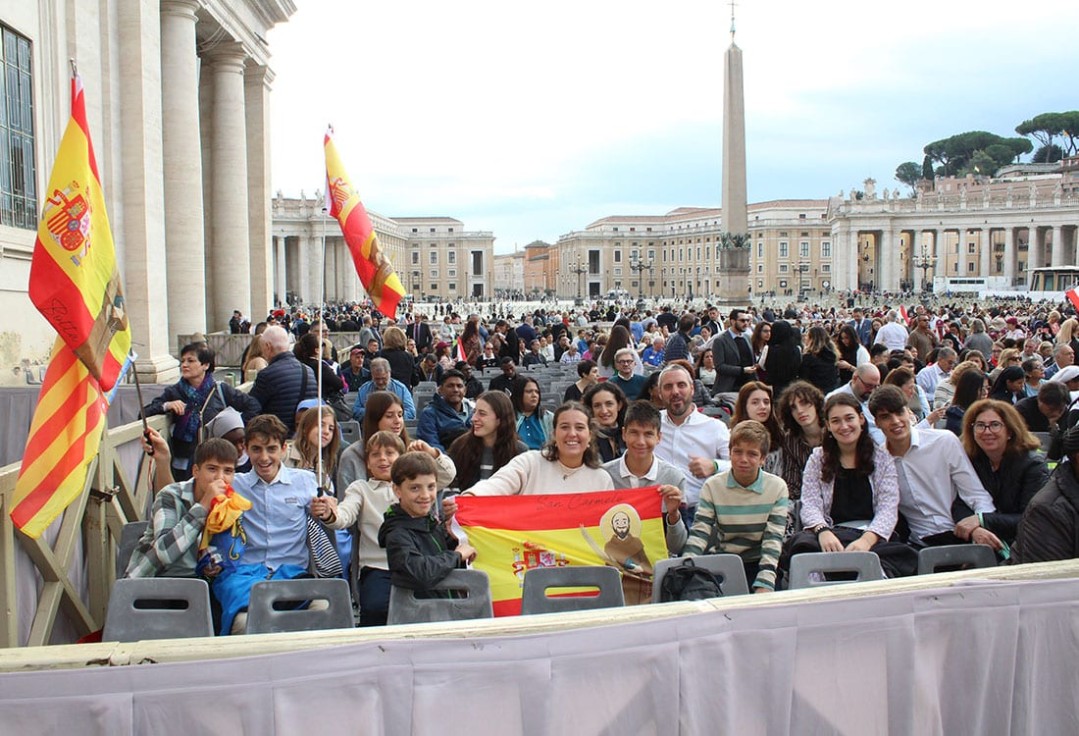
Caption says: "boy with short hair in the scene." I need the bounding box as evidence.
[603,400,687,556]
[126,438,238,578]
[682,420,789,593]
[378,452,476,593]
[324,432,456,625]
[215,414,332,634]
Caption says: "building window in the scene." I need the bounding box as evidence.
[757,264,763,273]
[821,242,832,258]
[799,242,809,258]
[448,283,456,291]
[968,242,977,254]
[430,227,435,233]
[448,251,456,264]
[429,269,438,279]
[614,251,622,263]
[412,227,418,233]
[429,251,438,264]
[822,264,831,273]
[779,264,789,273]
[448,269,456,277]
[430,283,438,291]
[968,262,975,273]
[448,227,454,233]
[779,242,789,258]
[757,243,763,258]
[758,280,763,288]
[779,280,788,289]
[472,251,483,275]
[648,250,655,260]
[0,25,35,229]
[411,252,419,265]
[613,267,622,276]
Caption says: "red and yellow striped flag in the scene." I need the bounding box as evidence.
[456,487,667,616]
[28,74,130,392]
[324,127,406,318]
[11,338,108,537]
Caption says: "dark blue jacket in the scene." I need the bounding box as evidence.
[250,351,317,434]
[417,394,471,451]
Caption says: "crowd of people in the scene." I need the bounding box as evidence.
[126,293,1079,633]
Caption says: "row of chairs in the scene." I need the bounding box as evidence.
[103,545,999,640]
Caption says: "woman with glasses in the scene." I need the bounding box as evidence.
[957,399,1049,547]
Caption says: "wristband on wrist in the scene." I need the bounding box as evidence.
[976,512,984,528]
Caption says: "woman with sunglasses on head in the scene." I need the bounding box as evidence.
[956,399,1049,548]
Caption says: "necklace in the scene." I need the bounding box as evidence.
[559,461,584,480]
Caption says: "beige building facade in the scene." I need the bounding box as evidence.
[269,204,494,306]
[492,250,525,299]
[829,163,1079,293]
[552,201,832,300]
[0,0,295,382]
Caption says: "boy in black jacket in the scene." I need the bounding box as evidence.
[378,452,476,591]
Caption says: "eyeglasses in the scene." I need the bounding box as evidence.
[973,421,1004,433]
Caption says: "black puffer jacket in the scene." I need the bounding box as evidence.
[1014,463,1079,563]
[378,504,464,590]
[250,351,317,434]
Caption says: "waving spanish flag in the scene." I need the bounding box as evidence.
[28,73,130,392]
[324,127,406,317]
[456,487,667,616]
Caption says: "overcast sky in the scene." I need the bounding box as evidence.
[267,0,1079,254]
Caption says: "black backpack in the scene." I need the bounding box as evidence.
[659,558,723,602]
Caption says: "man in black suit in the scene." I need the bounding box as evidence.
[410,313,434,354]
[850,308,872,349]
[711,308,756,402]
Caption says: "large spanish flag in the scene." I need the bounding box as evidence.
[11,338,108,537]
[324,127,406,318]
[28,74,130,392]
[456,487,667,616]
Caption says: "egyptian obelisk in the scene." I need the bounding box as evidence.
[716,4,751,306]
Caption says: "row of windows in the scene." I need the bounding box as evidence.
[0,24,35,230]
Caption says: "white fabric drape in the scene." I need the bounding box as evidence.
[0,577,1077,735]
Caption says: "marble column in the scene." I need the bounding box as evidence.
[934,229,944,284]
[117,0,177,381]
[879,229,895,291]
[160,0,206,340]
[979,228,991,277]
[1029,227,1044,272]
[206,42,251,330]
[1051,225,1065,267]
[848,229,858,290]
[298,234,313,304]
[275,235,287,306]
[1003,227,1016,285]
[246,63,274,320]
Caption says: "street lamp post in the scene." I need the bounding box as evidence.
[912,244,938,293]
[569,259,588,302]
[629,255,653,299]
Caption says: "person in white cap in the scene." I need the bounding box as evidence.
[206,406,250,473]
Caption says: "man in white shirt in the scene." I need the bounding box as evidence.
[874,310,909,352]
[603,401,687,556]
[915,346,956,399]
[869,385,1002,549]
[654,364,730,524]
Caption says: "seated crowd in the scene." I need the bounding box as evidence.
[125,299,1079,633]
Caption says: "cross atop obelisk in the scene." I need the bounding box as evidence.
[729,0,737,41]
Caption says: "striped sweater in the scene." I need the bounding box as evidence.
[683,469,789,591]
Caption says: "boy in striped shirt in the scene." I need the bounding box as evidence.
[683,420,789,592]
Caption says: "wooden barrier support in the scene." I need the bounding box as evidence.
[0,414,167,648]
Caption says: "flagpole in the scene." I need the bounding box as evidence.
[316,193,328,494]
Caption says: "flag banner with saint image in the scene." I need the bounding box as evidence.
[455,487,667,616]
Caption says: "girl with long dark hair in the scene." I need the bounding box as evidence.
[782,393,914,579]
[447,391,527,491]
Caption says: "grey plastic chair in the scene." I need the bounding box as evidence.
[245,578,354,634]
[520,565,624,615]
[651,554,750,602]
[115,521,150,578]
[788,551,884,590]
[102,577,213,642]
[917,544,998,575]
[339,420,361,446]
[387,569,493,624]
